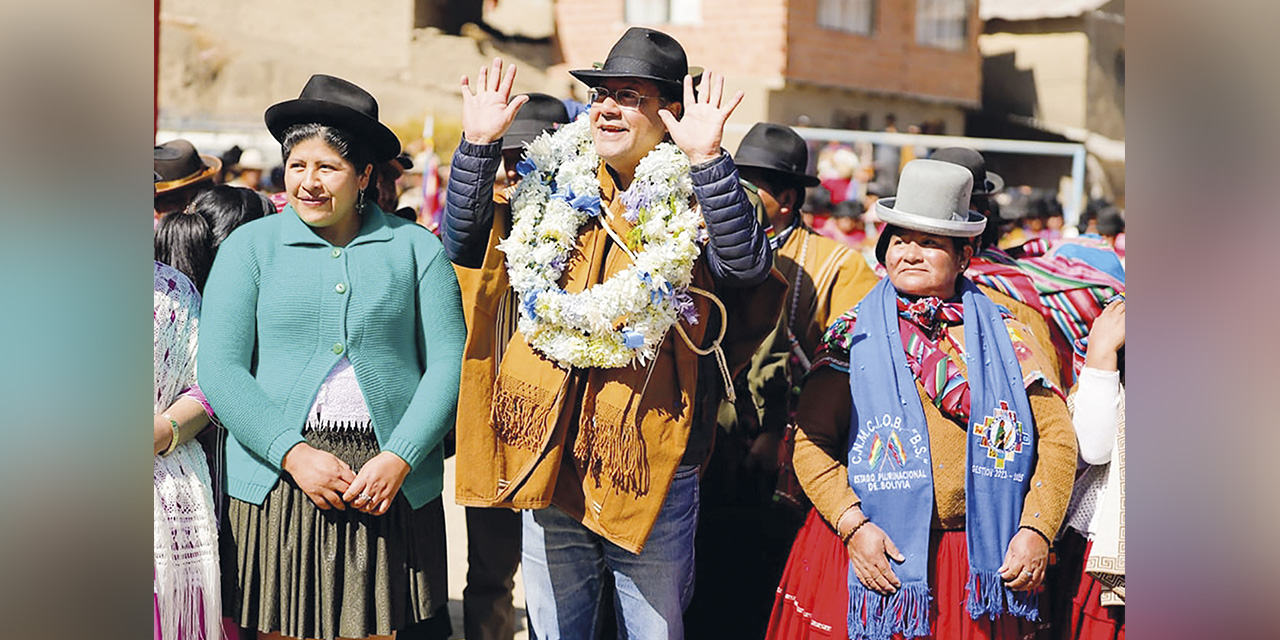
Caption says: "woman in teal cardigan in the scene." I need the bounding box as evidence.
[199,75,465,640]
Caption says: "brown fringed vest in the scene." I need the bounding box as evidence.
[454,163,785,552]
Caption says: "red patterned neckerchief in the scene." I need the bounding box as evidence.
[897,295,971,423]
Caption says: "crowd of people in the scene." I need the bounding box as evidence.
[153,25,1125,640]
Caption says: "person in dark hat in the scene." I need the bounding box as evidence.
[199,74,464,640]
[369,151,415,217]
[800,183,833,230]
[154,138,221,222]
[821,198,869,249]
[685,122,879,638]
[443,26,784,639]
[499,92,571,187]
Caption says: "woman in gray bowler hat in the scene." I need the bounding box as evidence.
[768,159,1077,640]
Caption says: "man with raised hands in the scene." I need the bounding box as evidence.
[443,27,784,639]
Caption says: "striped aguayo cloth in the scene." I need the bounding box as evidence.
[966,240,1124,386]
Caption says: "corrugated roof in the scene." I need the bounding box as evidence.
[979,0,1111,21]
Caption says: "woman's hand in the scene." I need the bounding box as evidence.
[1084,299,1125,371]
[842,510,906,594]
[460,57,529,145]
[999,528,1050,591]
[343,451,411,516]
[281,443,356,510]
[658,70,744,166]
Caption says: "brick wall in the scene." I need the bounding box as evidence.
[553,0,980,106]
[553,0,788,80]
[784,0,980,104]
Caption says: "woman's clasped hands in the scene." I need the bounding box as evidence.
[282,444,410,515]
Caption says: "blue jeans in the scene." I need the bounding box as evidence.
[521,464,700,640]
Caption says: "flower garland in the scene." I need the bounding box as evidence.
[497,115,704,369]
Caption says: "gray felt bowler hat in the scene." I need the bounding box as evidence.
[875,159,986,238]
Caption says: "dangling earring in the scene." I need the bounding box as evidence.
[357,189,365,214]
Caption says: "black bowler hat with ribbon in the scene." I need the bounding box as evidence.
[154,139,221,195]
[928,147,1005,197]
[733,122,821,187]
[264,74,401,162]
[569,27,702,94]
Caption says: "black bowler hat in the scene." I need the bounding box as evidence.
[1096,206,1125,236]
[733,122,821,187]
[569,27,702,94]
[264,74,401,162]
[503,93,571,151]
[929,147,1004,197]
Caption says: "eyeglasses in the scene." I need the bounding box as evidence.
[586,86,665,110]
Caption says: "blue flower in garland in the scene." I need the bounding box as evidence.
[521,290,541,321]
[516,158,537,178]
[551,185,602,217]
[621,328,645,349]
[620,183,657,223]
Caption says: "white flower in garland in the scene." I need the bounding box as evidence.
[497,115,704,369]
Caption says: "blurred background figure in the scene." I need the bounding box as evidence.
[375,152,419,221]
[816,141,860,205]
[154,139,221,224]
[938,147,1124,389]
[818,198,867,251]
[1051,201,1126,283]
[869,113,900,196]
[196,185,272,249]
[800,184,833,231]
[1096,205,1125,262]
[227,147,269,192]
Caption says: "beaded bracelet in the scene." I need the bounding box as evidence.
[841,516,871,545]
[161,414,181,457]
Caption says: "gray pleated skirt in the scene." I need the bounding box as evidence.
[222,428,447,640]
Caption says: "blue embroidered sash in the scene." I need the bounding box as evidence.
[845,277,1037,640]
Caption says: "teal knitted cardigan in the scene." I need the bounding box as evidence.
[198,204,465,509]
